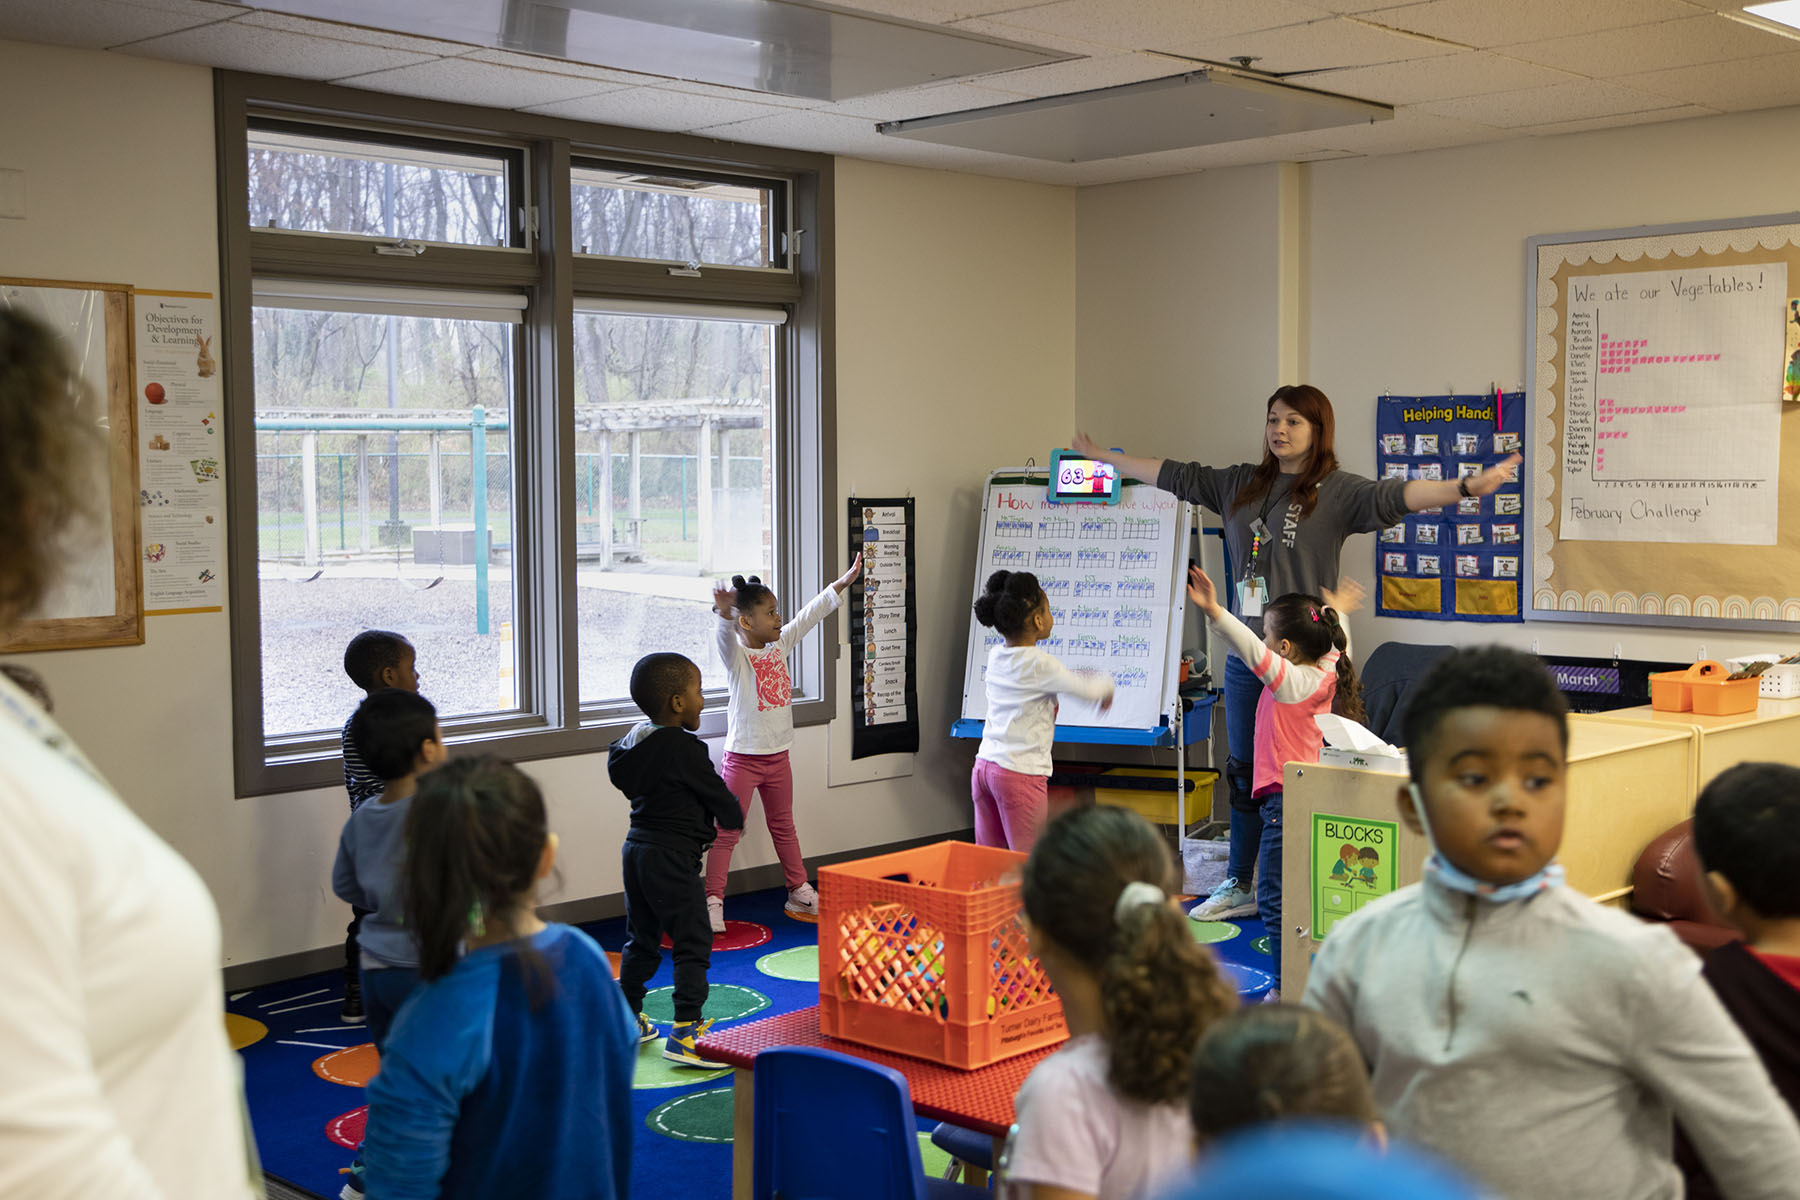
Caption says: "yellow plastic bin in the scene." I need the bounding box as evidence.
[1047,764,1218,827]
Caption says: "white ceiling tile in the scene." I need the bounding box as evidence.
[1417,77,1689,126]
[1302,108,1514,152]
[522,86,794,133]
[118,16,440,75]
[1293,50,1580,104]
[1167,14,1465,71]
[803,0,1065,21]
[459,46,649,85]
[830,80,1031,119]
[1499,14,1793,76]
[964,50,1199,97]
[943,15,1126,57]
[0,0,242,50]
[335,55,615,107]
[233,8,470,55]
[966,0,1337,54]
[1617,49,1800,110]
[1523,102,1716,136]
[1361,0,1702,50]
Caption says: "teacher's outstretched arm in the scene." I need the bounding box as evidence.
[1403,452,1521,512]
[1070,431,1166,486]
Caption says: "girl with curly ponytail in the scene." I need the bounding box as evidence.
[1005,806,1235,1200]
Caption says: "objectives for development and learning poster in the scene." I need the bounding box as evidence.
[848,498,919,758]
[1375,392,1526,623]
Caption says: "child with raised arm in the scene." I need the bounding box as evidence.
[608,652,744,1066]
[1185,565,1361,997]
[1678,761,1800,1200]
[361,757,637,1200]
[1303,645,1800,1200]
[706,555,861,929]
[971,569,1113,853]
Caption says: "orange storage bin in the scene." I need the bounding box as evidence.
[1650,661,1759,716]
[818,840,1067,1070]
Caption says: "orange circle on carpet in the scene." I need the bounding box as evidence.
[661,919,769,952]
[314,1043,379,1087]
[225,1013,268,1050]
[327,1106,367,1150]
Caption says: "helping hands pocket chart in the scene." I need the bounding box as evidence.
[961,474,1190,733]
[1375,393,1526,623]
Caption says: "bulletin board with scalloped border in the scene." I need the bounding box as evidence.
[1528,214,1800,629]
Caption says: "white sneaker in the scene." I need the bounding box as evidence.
[1188,879,1257,921]
[785,882,820,916]
[706,895,726,934]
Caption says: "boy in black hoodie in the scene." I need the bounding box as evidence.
[609,652,745,1066]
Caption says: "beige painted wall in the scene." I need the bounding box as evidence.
[0,39,1077,966]
[1075,107,1800,668]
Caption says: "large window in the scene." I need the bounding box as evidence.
[219,76,832,793]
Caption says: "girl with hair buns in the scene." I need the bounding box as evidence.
[706,554,862,929]
[1003,805,1235,1200]
[1186,564,1361,1000]
[971,569,1113,853]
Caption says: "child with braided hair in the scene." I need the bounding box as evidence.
[1002,805,1235,1200]
[1186,565,1362,998]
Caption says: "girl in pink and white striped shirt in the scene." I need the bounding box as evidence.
[1187,565,1362,998]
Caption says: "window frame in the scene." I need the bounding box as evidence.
[217,71,837,797]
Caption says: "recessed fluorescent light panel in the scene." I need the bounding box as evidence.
[243,0,1073,101]
[1744,1,1800,30]
[877,70,1392,163]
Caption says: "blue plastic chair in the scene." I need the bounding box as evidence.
[929,1122,993,1182]
[752,1046,988,1200]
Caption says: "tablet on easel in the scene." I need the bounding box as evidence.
[1048,448,1121,505]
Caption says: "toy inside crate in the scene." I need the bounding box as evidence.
[818,840,1067,1070]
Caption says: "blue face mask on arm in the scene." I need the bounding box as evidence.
[1406,781,1564,903]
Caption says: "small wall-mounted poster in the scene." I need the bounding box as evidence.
[1416,524,1440,545]
[1493,523,1520,545]
[1384,552,1409,574]
[1415,462,1443,481]
[1495,493,1521,516]
[1385,462,1410,480]
[1413,434,1440,456]
[1458,461,1481,479]
[1382,434,1407,454]
[1494,432,1520,454]
[1454,432,1481,455]
[1457,496,1482,516]
[1417,554,1441,576]
[1380,526,1405,543]
[1456,554,1481,577]
[1457,524,1484,546]
[1494,556,1520,578]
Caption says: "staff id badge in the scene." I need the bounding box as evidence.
[1238,577,1268,619]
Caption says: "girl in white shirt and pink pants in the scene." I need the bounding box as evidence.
[971,570,1113,854]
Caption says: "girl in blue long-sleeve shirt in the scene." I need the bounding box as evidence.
[361,756,638,1200]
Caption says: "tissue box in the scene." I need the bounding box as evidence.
[1320,746,1409,773]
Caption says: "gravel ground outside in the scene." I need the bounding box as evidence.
[259,572,727,736]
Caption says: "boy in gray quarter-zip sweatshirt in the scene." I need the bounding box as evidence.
[1303,645,1800,1200]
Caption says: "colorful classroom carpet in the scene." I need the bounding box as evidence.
[231,887,1273,1200]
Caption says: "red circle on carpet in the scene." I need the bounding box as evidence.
[661,919,770,952]
[327,1105,367,1149]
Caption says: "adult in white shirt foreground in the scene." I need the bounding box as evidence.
[0,310,262,1200]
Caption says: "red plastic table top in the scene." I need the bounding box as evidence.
[697,1005,1059,1137]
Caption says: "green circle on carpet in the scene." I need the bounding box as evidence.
[1251,934,1272,956]
[919,1132,953,1177]
[646,1086,736,1144]
[631,1038,731,1089]
[756,945,820,982]
[642,983,770,1024]
[1187,920,1242,944]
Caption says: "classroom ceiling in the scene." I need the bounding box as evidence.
[2,0,1799,185]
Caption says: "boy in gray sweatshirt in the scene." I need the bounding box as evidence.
[1303,645,1800,1200]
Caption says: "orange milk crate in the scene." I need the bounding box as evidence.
[1650,660,1759,716]
[818,840,1067,1070]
